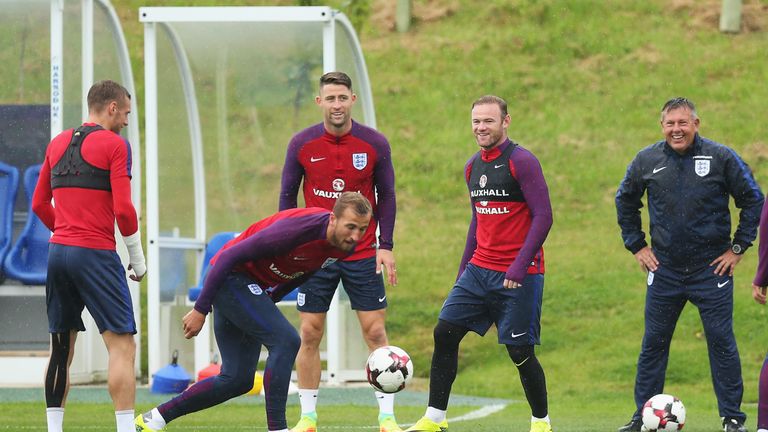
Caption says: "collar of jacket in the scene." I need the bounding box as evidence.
[662,133,701,157]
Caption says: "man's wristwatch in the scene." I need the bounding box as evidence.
[731,243,746,255]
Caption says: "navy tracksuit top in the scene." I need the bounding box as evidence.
[616,133,763,272]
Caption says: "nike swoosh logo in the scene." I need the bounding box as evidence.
[718,280,730,288]
[494,164,504,168]
[652,166,667,174]
[378,296,386,302]
[310,157,326,162]
[513,357,530,367]
[510,331,527,338]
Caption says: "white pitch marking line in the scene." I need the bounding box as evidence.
[446,403,508,422]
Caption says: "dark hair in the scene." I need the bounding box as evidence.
[661,97,697,120]
[333,192,372,218]
[87,80,131,113]
[471,95,508,118]
[319,71,353,91]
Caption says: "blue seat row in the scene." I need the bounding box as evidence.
[0,163,50,285]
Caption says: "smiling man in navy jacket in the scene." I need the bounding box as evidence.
[615,97,764,432]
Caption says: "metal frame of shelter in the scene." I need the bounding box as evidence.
[0,0,141,384]
[141,6,377,385]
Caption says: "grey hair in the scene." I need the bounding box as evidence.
[661,97,697,121]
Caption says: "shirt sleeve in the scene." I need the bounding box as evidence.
[279,136,305,211]
[615,155,648,254]
[457,160,476,280]
[457,204,477,281]
[373,137,396,250]
[31,151,55,231]
[505,150,553,282]
[723,148,764,249]
[110,138,139,236]
[754,199,768,287]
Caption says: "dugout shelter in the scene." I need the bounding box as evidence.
[0,0,141,385]
[141,6,376,385]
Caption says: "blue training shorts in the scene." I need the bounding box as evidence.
[439,263,544,345]
[296,256,387,313]
[46,243,136,334]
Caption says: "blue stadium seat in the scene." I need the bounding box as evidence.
[3,164,50,285]
[0,161,20,283]
[188,232,238,301]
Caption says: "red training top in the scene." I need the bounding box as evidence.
[32,122,137,250]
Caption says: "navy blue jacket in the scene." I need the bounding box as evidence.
[616,134,764,272]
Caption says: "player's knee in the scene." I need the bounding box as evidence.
[219,367,258,397]
[703,330,736,350]
[230,375,255,397]
[104,332,136,358]
[299,317,325,347]
[505,344,534,366]
[50,332,72,361]
[46,332,72,407]
[433,320,467,349]
[282,329,302,355]
[117,339,136,362]
[642,331,673,349]
[363,322,387,347]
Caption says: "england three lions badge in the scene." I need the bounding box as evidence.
[694,159,710,177]
[352,153,368,170]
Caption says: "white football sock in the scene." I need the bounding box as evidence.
[375,391,395,415]
[532,415,550,423]
[46,407,64,432]
[115,410,135,432]
[298,389,319,415]
[269,429,289,432]
[145,408,167,429]
[757,429,768,432]
[425,406,446,423]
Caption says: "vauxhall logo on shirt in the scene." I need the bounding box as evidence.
[313,178,345,198]
[313,180,361,199]
[471,167,512,215]
[269,263,304,280]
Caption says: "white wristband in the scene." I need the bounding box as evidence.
[123,230,146,277]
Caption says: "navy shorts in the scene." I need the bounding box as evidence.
[296,256,387,313]
[439,263,544,345]
[46,244,136,334]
